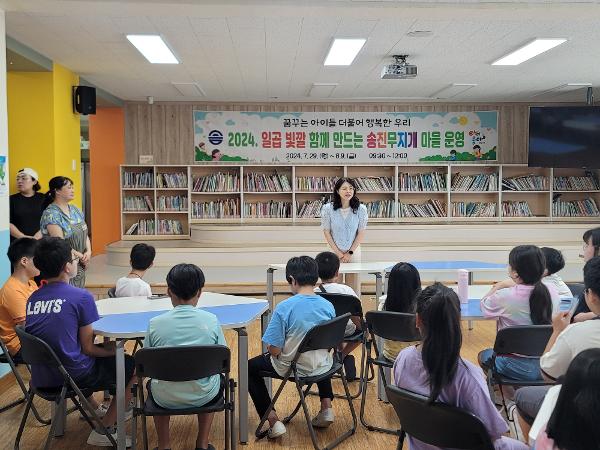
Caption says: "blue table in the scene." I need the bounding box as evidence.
[389,260,507,284]
[93,294,269,448]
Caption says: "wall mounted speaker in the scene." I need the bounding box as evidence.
[73,86,96,115]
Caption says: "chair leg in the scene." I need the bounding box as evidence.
[43,387,67,450]
[254,374,290,439]
[224,380,230,450]
[229,379,236,450]
[359,362,399,435]
[295,381,322,450]
[13,392,35,450]
[0,396,26,413]
[141,413,149,450]
[397,430,406,450]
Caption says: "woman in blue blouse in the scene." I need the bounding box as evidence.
[321,177,368,296]
[40,176,91,288]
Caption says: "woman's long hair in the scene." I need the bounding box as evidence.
[332,177,360,212]
[508,245,552,324]
[384,262,421,313]
[546,348,600,450]
[42,176,73,210]
[416,283,462,402]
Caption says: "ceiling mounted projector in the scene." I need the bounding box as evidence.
[381,55,417,79]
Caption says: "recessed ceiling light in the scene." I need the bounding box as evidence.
[407,30,433,38]
[307,83,339,97]
[126,35,179,64]
[171,82,205,97]
[324,38,366,66]
[431,83,477,99]
[492,38,566,66]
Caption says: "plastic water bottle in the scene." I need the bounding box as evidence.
[457,269,469,304]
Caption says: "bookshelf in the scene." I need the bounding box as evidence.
[120,164,600,239]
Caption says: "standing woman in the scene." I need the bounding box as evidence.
[40,176,91,288]
[9,168,45,241]
[321,177,368,296]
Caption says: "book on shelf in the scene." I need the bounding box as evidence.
[123,171,153,188]
[553,175,600,191]
[157,195,188,211]
[192,172,239,192]
[244,172,292,192]
[553,197,600,217]
[296,196,332,219]
[243,201,292,218]
[125,219,155,235]
[502,175,548,191]
[156,172,187,188]
[451,172,498,191]
[364,199,395,218]
[192,199,240,219]
[502,200,533,217]
[123,195,154,211]
[398,199,447,218]
[354,176,394,192]
[399,171,446,192]
[157,219,184,235]
[296,176,338,192]
[452,202,497,218]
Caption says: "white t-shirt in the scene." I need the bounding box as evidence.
[543,274,573,298]
[540,318,600,380]
[314,282,358,336]
[115,277,152,298]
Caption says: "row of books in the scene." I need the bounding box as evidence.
[354,176,394,192]
[398,199,447,218]
[502,175,548,191]
[192,199,240,219]
[399,171,446,192]
[192,173,240,192]
[124,219,185,235]
[156,172,187,189]
[553,176,600,191]
[364,200,395,218]
[452,202,497,218]
[296,198,328,219]
[123,195,153,211]
[502,200,533,217]
[243,201,293,218]
[451,173,498,191]
[296,177,338,192]
[244,173,292,192]
[123,172,153,188]
[157,195,188,211]
[157,219,184,235]
[552,198,600,217]
[124,219,155,235]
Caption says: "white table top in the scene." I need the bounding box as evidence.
[268,262,395,274]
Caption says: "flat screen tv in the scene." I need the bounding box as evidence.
[528,106,600,168]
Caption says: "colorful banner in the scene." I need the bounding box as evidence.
[193,111,498,164]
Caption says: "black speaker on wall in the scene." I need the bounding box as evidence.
[73,86,96,115]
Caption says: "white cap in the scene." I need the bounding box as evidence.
[19,168,38,180]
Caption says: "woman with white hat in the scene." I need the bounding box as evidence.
[9,168,44,241]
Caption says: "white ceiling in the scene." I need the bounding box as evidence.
[3,0,600,103]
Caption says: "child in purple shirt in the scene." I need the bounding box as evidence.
[394,283,527,450]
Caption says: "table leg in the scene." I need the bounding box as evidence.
[376,335,388,402]
[116,340,126,450]
[265,269,275,353]
[50,398,67,436]
[468,270,474,285]
[468,320,474,331]
[236,328,249,445]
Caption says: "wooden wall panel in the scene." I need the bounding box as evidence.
[124,102,532,164]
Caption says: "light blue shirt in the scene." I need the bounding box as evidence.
[320,203,368,252]
[146,305,226,409]
[263,293,336,377]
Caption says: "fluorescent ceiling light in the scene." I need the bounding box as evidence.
[431,83,477,99]
[492,39,566,66]
[307,83,338,97]
[172,82,205,97]
[324,38,366,66]
[533,83,591,98]
[127,35,179,64]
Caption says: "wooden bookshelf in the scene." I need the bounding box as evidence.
[120,164,600,239]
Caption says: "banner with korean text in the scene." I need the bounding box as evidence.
[193,110,498,164]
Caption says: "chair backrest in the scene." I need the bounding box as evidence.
[134,345,230,382]
[385,385,495,450]
[296,313,350,354]
[566,282,585,299]
[317,292,362,318]
[15,326,64,368]
[365,310,420,342]
[107,287,117,298]
[492,325,552,357]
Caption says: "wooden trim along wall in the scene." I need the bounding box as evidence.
[124,102,532,165]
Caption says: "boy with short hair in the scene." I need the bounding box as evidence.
[0,238,39,360]
[145,263,225,450]
[540,247,572,298]
[115,243,155,297]
[25,237,135,447]
[247,256,336,439]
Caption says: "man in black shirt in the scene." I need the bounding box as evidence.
[9,168,45,241]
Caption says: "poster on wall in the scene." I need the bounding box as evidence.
[193,111,498,164]
[0,155,7,197]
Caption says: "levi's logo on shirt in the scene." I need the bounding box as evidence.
[27,299,65,315]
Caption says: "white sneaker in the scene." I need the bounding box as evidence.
[311,408,334,428]
[80,403,108,420]
[87,429,132,447]
[267,421,286,439]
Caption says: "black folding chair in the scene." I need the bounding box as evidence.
[386,385,495,450]
[360,311,420,435]
[566,282,585,299]
[316,292,367,398]
[132,345,236,450]
[477,325,553,418]
[107,287,117,298]
[255,313,357,450]
[14,327,117,450]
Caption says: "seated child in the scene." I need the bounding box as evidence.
[394,283,527,450]
[26,237,135,447]
[248,256,336,438]
[145,263,225,450]
[115,243,155,297]
[0,238,39,361]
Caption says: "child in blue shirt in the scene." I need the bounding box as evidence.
[248,256,336,439]
[145,263,226,450]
